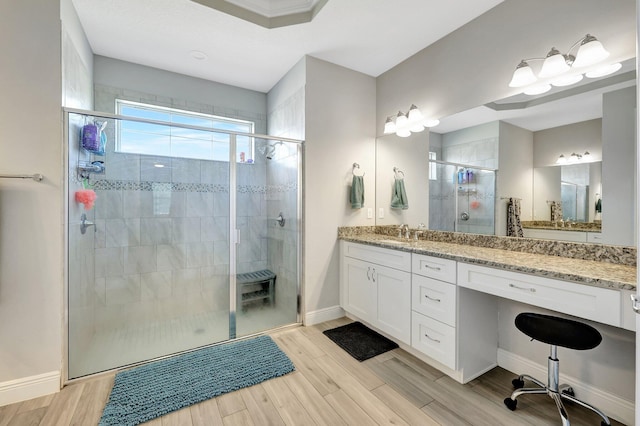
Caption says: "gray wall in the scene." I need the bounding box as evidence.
[304,56,376,317]
[496,121,534,233]
[533,119,603,168]
[602,86,636,246]
[0,0,63,392]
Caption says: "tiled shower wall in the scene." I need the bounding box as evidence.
[265,86,304,318]
[81,86,270,332]
[429,136,498,234]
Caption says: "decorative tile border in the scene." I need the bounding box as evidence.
[92,179,298,194]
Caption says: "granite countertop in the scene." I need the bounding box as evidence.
[521,221,602,232]
[340,233,636,291]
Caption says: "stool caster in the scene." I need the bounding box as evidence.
[511,378,525,389]
[503,397,517,411]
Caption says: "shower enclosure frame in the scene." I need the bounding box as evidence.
[428,159,498,234]
[62,107,304,383]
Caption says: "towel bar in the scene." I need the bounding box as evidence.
[0,174,44,182]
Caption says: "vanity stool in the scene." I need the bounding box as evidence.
[503,312,611,426]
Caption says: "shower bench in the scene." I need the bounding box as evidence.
[236,269,276,311]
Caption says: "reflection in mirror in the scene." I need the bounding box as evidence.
[532,162,601,225]
[375,132,429,227]
[420,61,635,245]
[428,160,496,235]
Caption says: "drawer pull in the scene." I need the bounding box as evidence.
[424,333,441,343]
[423,264,442,271]
[424,294,441,302]
[372,268,376,283]
[366,267,371,281]
[509,283,536,293]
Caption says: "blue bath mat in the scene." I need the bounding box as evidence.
[99,335,295,426]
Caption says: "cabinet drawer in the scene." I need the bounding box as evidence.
[342,241,411,271]
[411,311,456,370]
[587,232,603,243]
[412,253,456,283]
[412,275,456,327]
[457,263,621,327]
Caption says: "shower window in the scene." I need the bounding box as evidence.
[428,152,437,180]
[115,100,255,162]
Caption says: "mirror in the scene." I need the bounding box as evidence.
[375,61,636,246]
[375,132,429,227]
[533,162,602,224]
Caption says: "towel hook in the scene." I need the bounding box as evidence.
[393,167,404,178]
[352,163,365,177]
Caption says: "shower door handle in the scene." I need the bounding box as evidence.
[234,229,240,245]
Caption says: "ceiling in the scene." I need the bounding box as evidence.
[71,0,503,93]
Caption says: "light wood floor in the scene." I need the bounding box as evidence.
[0,317,625,426]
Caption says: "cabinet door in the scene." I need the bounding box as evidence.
[342,256,377,323]
[376,264,411,345]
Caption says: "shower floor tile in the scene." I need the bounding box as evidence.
[69,305,296,379]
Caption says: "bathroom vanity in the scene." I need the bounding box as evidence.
[338,230,636,387]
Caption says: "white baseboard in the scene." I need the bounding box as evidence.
[0,371,60,407]
[498,349,635,426]
[304,305,344,326]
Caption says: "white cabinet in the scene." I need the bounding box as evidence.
[522,228,588,242]
[412,254,456,284]
[342,256,376,323]
[340,242,411,344]
[412,275,457,327]
[411,311,456,369]
[587,232,603,243]
[339,239,625,387]
[457,262,621,327]
[411,253,459,370]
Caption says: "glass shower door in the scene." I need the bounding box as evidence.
[67,111,233,378]
[234,138,300,337]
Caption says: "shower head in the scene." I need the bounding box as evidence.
[260,142,283,160]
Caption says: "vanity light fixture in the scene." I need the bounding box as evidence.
[383,104,440,137]
[556,151,591,164]
[509,34,621,95]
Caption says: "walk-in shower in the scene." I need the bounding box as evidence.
[428,160,497,235]
[65,108,303,379]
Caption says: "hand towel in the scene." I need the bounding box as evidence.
[506,198,524,237]
[350,175,364,209]
[390,178,409,210]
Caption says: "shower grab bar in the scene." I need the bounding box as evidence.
[0,173,44,182]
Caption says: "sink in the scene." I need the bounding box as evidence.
[377,239,409,245]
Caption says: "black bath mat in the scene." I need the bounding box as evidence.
[323,321,399,361]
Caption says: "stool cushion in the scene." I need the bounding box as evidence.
[515,312,602,350]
